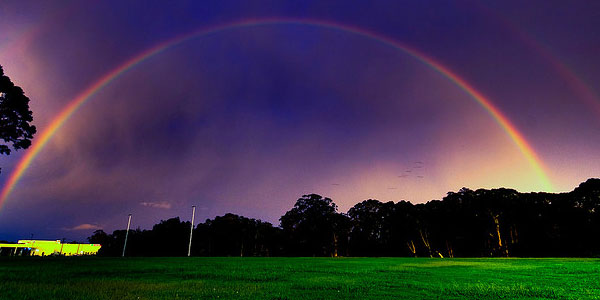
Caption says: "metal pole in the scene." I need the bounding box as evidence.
[122,214,132,257]
[187,205,196,257]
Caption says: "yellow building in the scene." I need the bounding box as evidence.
[0,240,101,256]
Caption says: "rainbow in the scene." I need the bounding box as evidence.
[473,3,600,118]
[0,18,554,207]
[512,27,600,117]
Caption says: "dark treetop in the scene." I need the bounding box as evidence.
[0,65,36,166]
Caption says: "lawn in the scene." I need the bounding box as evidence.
[1,257,599,299]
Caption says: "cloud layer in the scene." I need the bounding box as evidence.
[140,202,172,209]
[64,224,102,231]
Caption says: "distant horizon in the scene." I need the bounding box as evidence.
[1,177,596,243]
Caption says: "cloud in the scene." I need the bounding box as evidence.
[140,201,172,209]
[63,223,102,231]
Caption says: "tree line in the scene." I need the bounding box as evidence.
[89,178,600,257]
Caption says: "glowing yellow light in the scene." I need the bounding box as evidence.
[0,240,101,256]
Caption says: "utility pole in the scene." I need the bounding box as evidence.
[188,205,196,257]
[122,214,132,257]
[59,238,65,256]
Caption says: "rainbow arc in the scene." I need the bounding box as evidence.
[0,18,554,207]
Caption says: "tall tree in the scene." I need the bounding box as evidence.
[0,65,36,169]
[149,217,190,256]
[348,199,394,256]
[280,194,343,256]
[197,213,280,257]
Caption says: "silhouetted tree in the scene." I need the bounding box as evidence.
[280,194,343,256]
[348,200,395,256]
[149,217,190,256]
[0,65,36,170]
[191,213,282,256]
[88,230,117,256]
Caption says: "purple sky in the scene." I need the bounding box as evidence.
[0,0,599,241]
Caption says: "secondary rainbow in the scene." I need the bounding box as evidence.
[0,18,554,207]
[473,3,600,118]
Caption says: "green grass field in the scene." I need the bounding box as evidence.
[1,257,599,299]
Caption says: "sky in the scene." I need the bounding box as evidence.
[0,0,599,242]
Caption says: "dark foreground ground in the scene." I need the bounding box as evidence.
[1,257,599,299]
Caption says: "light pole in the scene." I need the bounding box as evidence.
[188,205,196,257]
[122,214,132,257]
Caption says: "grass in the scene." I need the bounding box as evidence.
[1,257,599,299]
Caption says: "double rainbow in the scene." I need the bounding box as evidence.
[0,18,554,207]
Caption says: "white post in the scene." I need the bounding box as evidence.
[122,214,132,257]
[188,205,196,257]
